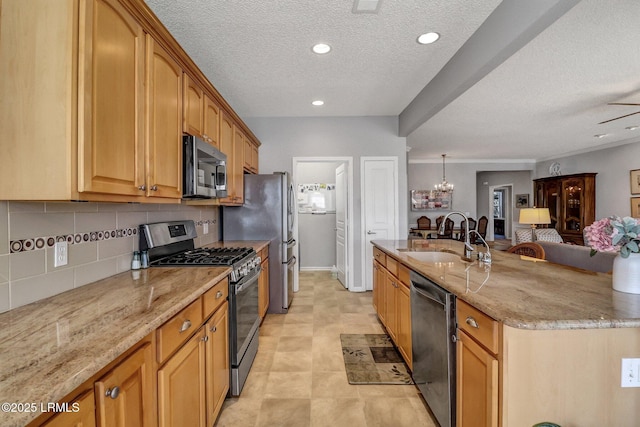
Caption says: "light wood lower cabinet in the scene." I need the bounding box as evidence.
[42,390,96,427]
[95,343,155,427]
[205,302,229,426]
[457,330,499,427]
[373,254,412,369]
[158,328,207,427]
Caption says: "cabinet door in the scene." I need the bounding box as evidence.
[158,328,206,427]
[43,390,96,427]
[457,330,499,427]
[94,343,154,427]
[183,74,204,137]
[397,282,412,369]
[561,177,585,236]
[203,95,220,148]
[232,126,245,204]
[205,302,229,426]
[259,258,270,319]
[146,36,182,199]
[373,261,385,322]
[384,271,398,342]
[251,144,259,173]
[78,0,145,196]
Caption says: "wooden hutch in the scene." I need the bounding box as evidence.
[533,173,597,245]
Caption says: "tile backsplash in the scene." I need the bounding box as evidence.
[0,201,220,313]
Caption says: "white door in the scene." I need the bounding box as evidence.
[362,158,398,291]
[335,163,347,288]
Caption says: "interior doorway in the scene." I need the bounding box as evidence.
[488,184,513,241]
[292,157,354,291]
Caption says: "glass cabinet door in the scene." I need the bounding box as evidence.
[562,178,583,233]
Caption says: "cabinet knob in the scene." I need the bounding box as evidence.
[201,335,209,342]
[210,325,217,333]
[105,386,120,399]
[216,291,223,299]
[150,185,158,191]
[465,316,479,329]
[138,185,146,191]
[179,319,192,333]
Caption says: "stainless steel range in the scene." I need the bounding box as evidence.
[139,220,261,396]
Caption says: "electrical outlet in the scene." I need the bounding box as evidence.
[203,222,209,234]
[54,241,68,267]
[621,358,640,387]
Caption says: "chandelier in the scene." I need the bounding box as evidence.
[434,154,454,193]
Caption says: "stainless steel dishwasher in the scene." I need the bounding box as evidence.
[410,270,456,427]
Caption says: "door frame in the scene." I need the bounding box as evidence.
[292,157,354,291]
[360,156,399,291]
[488,183,513,242]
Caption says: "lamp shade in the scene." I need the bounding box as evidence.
[519,207,551,225]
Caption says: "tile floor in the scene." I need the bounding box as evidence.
[215,271,437,427]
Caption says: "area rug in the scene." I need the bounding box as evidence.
[340,333,414,385]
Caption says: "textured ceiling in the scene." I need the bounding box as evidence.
[145,0,640,161]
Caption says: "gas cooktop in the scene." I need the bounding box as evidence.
[153,247,254,267]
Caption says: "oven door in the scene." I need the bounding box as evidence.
[230,268,260,366]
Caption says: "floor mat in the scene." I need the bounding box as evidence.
[340,333,414,385]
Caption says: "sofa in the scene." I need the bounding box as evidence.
[515,228,564,244]
[537,241,617,273]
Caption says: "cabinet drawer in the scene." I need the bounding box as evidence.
[157,298,203,363]
[203,277,229,319]
[373,247,386,265]
[398,264,410,286]
[259,246,268,260]
[457,299,500,355]
[386,256,398,277]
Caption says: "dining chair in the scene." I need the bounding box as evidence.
[416,216,431,230]
[435,216,454,239]
[506,242,546,259]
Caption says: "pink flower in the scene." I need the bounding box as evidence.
[584,217,617,252]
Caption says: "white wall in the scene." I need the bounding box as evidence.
[245,116,407,289]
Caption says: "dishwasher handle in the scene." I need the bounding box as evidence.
[410,271,451,306]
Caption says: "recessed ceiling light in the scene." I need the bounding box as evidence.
[594,134,608,138]
[626,126,639,131]
[312,43,331,54]
[312,100,324,106]
[417,32,440,45]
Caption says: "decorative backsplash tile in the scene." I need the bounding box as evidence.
[9,220,216,254]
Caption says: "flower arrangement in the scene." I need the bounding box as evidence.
[584,216,640,258]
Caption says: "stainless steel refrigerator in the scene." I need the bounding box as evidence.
[222,172,296,313]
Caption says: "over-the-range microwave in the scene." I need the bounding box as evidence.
[182,134,227,199]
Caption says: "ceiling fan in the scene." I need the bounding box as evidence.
[599,102,640,124]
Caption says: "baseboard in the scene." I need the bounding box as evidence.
[299,267,333,272]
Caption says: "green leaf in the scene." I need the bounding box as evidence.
[627,241,639,253]
[621,246,630,258]
[589,249,598,257]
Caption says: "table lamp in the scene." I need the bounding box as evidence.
[519,207,551,241]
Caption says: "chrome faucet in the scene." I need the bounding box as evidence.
[439,211,474,260]
[469,230,491,264]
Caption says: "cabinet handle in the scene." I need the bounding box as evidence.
[105,386,120,399]
[150,185,158,191]
[201,335,209,342]
[216,291,223,299]
[138,185,146,191]
[466,316,479,329]
[180,319,192,333]
[210,325,217,333]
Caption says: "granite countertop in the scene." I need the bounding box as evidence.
[373,239,640,330]
[0,240,268,427]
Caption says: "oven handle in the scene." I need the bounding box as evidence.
[234,266,261,295]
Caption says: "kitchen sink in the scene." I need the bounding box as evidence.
[407,251,460,263]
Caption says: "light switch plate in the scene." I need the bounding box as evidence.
[54,241,68,267]
[621,358,640,387]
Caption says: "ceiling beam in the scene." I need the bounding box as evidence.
[398,0,581,137]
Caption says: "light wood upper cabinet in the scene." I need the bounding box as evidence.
[203,95,221,148]
[94,343,155,427]
[183,74,204,138]
[78,0,146,197]
[219,114,244,205]
[146,36,182,199]
[243,138,259,174]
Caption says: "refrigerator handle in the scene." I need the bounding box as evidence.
[286,239,296,248]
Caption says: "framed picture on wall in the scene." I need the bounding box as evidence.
[630,169,640,195]
[631,197,640,218]
[515,194,529,208]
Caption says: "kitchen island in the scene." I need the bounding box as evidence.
[0,241,268,427]
[373,239,640,427]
